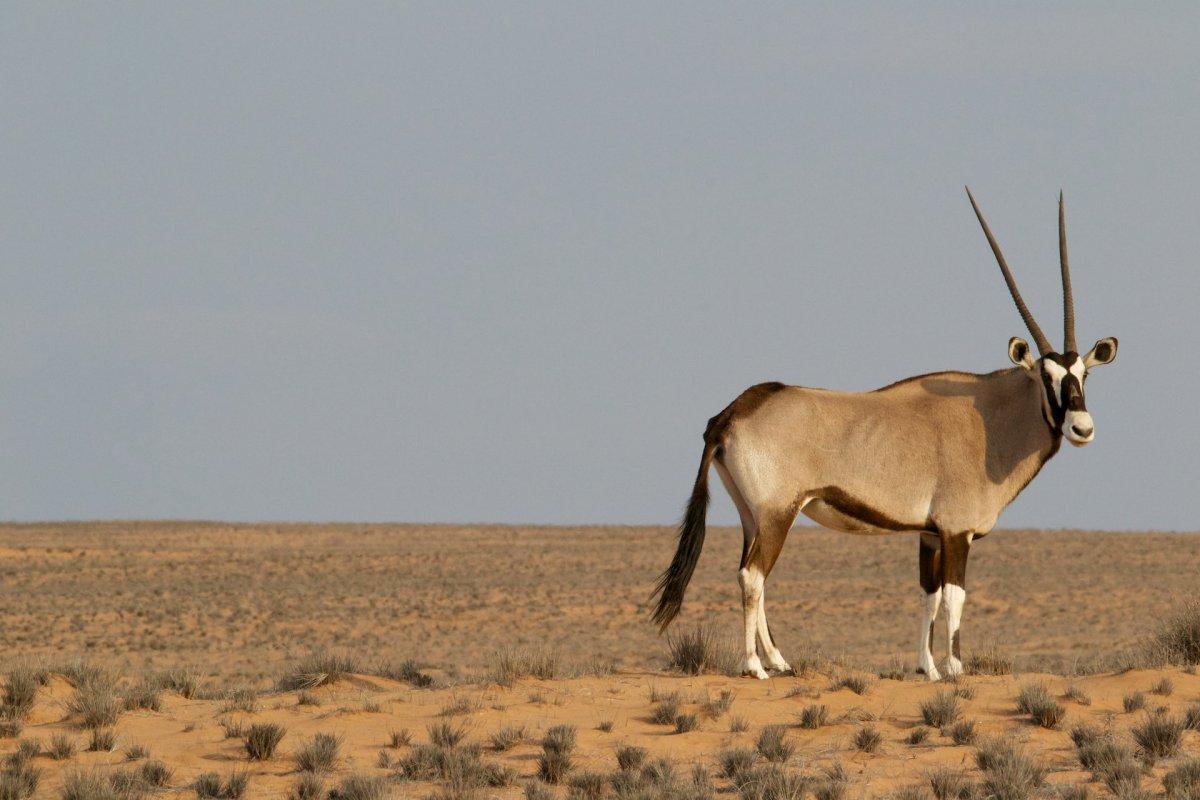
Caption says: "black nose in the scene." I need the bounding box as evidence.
[1071,424,1092,437]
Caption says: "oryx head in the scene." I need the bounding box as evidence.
[966,188,1118,447]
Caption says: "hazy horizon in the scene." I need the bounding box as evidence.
[3,5,1197,530]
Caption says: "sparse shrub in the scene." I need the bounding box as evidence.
[1151,599,1200,665]
[674,713,699,734]
[965,646,1013,675]
[361,698,381,713]
[1015,682,1064,728]
[1123,692,1146,712]
[1163,759,1200,800]
[907,727,931,745]
[218,717,244,739]
[798,704,827,729]
[720,747,758,780]
[1151,677,1174,696]
[1070,723,1107,752]
[814,768,847,800]
[88,728,116,752]
[15,738,41,761]
[487,647,559,685]
[640,758,676,787]
[617,745,648,772]
[945,720,977,746]
[736,765,810,800]
[650,697,680,725]
[244,723,285,760]
[920,691,961,727]
[219,687,258,714]
[295,732,341,772]
[67,673,121,728]
[567,771,607,800]
[852,725,882,753]
[375,660,434,688]
[152,668,199,699]
[327,773,389,800]
[1131,713,1183,759]
[296,691,320,706]
[756,725,794,762]
[691,763,714,800]
[60,770,114,800]
[123,681,162,712]
[537,749,571,784]
[376,750,390,769]
[1,669,38,721]
[0,718,21,738]
[667,626,737,675]
[289,773,325,800]
[49,734,77,760]
[194,772,248,796]
[879,659,906,681]
[490,725,526,751]
[140,759,173,787]
[975,737,1045,800]
[1063,684,1092,705]
[834,675,871,695]
[428,721,468,748]
[438,694,480,717]
[278,649,360,691]
[543,725,576,755]
[701,689,734,718]
[124,744,148,760]
[1054,785,1088,800]
[0,758,40,800]
[1185,702,1200,730]
[596,720,613,732]
[928,769,973,800]
[730,715,749,732]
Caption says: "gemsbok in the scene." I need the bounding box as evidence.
[651,188,1118,680]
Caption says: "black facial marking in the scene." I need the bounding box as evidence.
[1040,352,1087,430]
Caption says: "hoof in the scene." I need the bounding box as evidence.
[944,658,964,678]
[742,656,770,680]
[916,666,942,682]
[743,668,770,680]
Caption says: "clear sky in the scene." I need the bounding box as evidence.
[2,4,1196,529]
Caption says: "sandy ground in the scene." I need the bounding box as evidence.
[1,523,1198,680]
[2,522,1199,798]
[5,665,1200,799]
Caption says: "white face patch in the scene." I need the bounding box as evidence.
[1042,359,1068,398]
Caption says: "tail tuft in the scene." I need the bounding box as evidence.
[650,442,716,631]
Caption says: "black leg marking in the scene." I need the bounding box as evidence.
[952,630,961,660]
[919,538,941,594]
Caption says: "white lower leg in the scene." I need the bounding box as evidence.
[755,588,790,672]
[738,567,768,679]
[943,583,966,677]
[917,587,942,681]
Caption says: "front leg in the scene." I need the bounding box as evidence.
[941,532,972,678]
[916,534,942,681]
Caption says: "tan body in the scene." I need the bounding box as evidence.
[719,368,1057,542]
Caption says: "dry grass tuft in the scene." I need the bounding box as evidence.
[833,675,871,695]
[944,720,977,746]
[1015,682,1065,728]
[0,756,41,800]
[1163,759,1200,800]
[920,691,961,727]
[49,733,77,760]
[927,768,973,800]
[288,773,325,800]
[907,727,931,745]
[1063,684,1092,705]
[244,723,286,761]
[700,689,734,718]
[964,646,1013,675]
[87,728,116,752]
[328,773,390,800]
[66,670,121,729]
[666,626,739,676]
[673,713,699,734]
[489,725,526,751]
[194,771,250,799]
[375,660,434,689]
[649,697,680,725]
[720,747,758,781]
[852,725,882,753]
[1123,692,1146,713]
[487,647,559,685]
[1130,713,1183,760]
[975,736,1046,800]
[1150,599,1200,665]
[735,765,810,800]
[798,703,828,729]
[278,650,360,691]
[756,725,794,763]
[295,732,342,772]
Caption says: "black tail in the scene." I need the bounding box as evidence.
[650,439,716,631]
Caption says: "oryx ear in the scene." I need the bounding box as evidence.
[1008,337,1036,370]
[1084,336,1118,367]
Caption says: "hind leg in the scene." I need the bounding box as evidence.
[742,509,798,676]
[716,460,770,679]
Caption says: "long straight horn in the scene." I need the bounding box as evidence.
[965,186,1053,356]
[1059,191,1076,353]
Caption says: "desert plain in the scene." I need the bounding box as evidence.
[1,521,1198,800]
